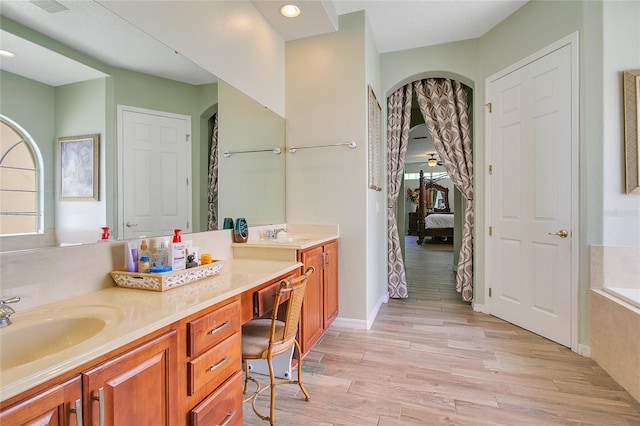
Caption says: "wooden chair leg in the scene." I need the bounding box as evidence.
[243,359,251,394]
[267,355,276,426]
[294,340,311,401]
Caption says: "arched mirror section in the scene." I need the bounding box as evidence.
[0,114,44,237]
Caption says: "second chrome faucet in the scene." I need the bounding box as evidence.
[265,228,288,240]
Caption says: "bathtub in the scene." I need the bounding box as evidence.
[605,287,640,309]
[590,245,640,403]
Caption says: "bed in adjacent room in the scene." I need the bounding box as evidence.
[416,170,454,245]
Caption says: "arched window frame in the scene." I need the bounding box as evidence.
[0,114,44,236]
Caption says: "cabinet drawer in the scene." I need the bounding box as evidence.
[190,371,242,426]
[188,332,240,396]
[253,272,297,317]
[187,300,240,357]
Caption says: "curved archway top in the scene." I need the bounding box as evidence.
[385,71,475,99]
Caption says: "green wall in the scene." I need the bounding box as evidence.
[0,70,56,232]
[107,68,218,235]
[381,0,595,346]
[55,78,107,243]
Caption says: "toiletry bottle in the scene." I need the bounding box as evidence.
[139,256,151,273]
[125,241,137,272]
[170,229,186,271]
[100,227,110,240]
[138,239,151,272]
[151,240,169,269]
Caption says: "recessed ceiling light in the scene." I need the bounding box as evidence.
[0,49,16,58]
[280,4,300,18]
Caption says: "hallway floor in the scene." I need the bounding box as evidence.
[243,238,640,425]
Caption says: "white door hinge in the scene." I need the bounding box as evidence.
[485,102,492,113]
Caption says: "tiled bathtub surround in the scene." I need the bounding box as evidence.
[590,245,640,402]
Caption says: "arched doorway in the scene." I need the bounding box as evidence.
[386,76,474,302]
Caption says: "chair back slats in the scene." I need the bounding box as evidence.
[270,266,314,348]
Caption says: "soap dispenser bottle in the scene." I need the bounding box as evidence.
[170,229,186,271]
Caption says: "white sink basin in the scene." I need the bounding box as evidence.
[268,234,316,244]
[0,305,120,371]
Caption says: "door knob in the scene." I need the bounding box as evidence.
[548,229,568,238]
[125,222,138,227]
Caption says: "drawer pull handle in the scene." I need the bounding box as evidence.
[92,387,105,426]
[219,410,236,426]
[209,320,231,335]
[208,356,230,372]
[70,398,83,426]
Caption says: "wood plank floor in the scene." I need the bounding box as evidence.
[243,237,640,425]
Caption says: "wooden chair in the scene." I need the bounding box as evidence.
[242,266,314,425]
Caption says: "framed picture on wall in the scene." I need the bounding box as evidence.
[368,85,382,191]
[623,68,640,194]
[58,134,100,201]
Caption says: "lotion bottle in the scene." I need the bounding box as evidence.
[170,229,186,271]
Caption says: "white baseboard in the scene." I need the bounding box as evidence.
[577,343,591,358]
[472,302,489,314]
[332,293,389,331]
[331,317,368,329]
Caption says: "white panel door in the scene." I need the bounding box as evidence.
[120,107,191,240]
[488,44,573,346]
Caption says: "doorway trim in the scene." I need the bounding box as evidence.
[483,32,579,352]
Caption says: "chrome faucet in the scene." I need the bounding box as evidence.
[0,296,20,327]
[266,228,288,240]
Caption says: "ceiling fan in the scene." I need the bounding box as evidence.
[419,153,444,167]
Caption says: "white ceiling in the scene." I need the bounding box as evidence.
[1,0,525,163]
[0,0,216,86]
[332,0,528,53]
[249,0,527,52]
[0,0,528,87]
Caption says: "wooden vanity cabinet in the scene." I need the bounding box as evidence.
[0,329,177,426]
[298,239,339,354]
[1,269,304,426]
[181,298,242,426]
[0,376,82,426]
[322,240,339,327]
[83,329,178,426]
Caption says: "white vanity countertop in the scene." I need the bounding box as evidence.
[0,258,301,402]
[233,229,339,250]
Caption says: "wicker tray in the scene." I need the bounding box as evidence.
[110,261,224,291]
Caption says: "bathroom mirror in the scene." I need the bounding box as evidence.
[0,3,285,251]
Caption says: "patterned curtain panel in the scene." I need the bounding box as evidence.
[387,84,413,299]
[207,113,219,231]
[414,79,474,301]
